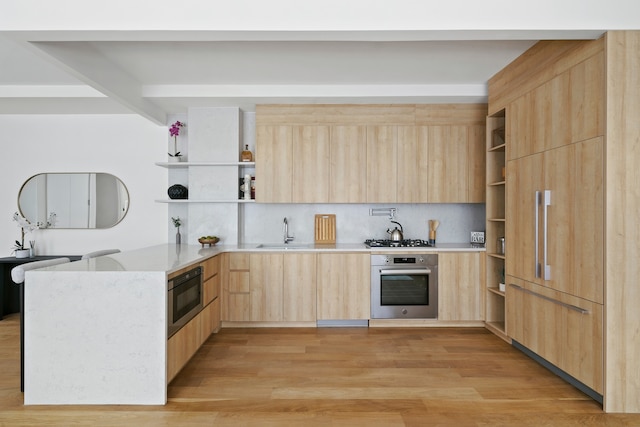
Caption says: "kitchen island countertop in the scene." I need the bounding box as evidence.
[36,242,486,275]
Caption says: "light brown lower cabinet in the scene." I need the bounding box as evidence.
[202,256,220,306]
[438,252,485,321]
[224,253,317,323]
[506,275,603,393]
[167,298,219,383]
[223,253,251,321]
[316,253,370,320]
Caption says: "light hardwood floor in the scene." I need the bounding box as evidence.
[1,313,639,426]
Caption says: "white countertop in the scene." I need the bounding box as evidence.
[38,243,485,275]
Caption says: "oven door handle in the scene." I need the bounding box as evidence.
[379,269,431,276]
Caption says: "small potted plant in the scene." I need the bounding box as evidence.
[12,212,38,258]
[168,121,185,162]
[172,216,182,244]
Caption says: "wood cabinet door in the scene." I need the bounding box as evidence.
[427,125,469,202]
[292,126,330,203]
[202,274,220,306]
[544,138,603,303]
[343,253,371,320]
[249,254,284,322]
[329,126,367,203]
[506,279,603,393]
[255,125,293,202]
[397,126,428,202]
[317,253,370,320]
[283,253,317,322]
[507,93,533,161]
[505,152,543,284]
[224,253,250,322]
[366,125,397,203]
[467,124,486,203]
[438,252,484,321]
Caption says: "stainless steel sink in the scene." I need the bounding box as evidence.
[255,243,312,250]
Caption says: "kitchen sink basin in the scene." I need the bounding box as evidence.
[255,243,313,250]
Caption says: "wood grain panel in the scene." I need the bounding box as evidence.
[250,254,284,322]
[292,125,330,202]
[317,253,369,320]
[506,279,603,393]
[283,253,317,322]
[255,125,293,202]
[505,153,542,283]
[228,253,250,270]
[506,93,533,161]
[468,124,486,202]
[415,104,487,125]
[438,252,485,321]
[202,273,220,306]
[397,126,427,202]
[201,255,220,281]
[570,51,605,142]
[366,125,398,203]
[488,38,604,115]
[329,125,367,203]
[604,30,640,413]
[256,104,416,126]
[427,126,468,202]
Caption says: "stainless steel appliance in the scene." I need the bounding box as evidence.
[168,266,203,338]
[364,239,433,248]
[370,253,438,319]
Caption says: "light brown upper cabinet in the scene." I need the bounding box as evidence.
[255,104,486,203]
[255,125,293,203]
[397,126,427,202]
[329,125,367,203]
[366,125,398,203]
[292,126,330,203]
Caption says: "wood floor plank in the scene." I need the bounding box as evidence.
[2,314,640,426]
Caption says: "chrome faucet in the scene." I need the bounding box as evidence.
[283,217,294,244]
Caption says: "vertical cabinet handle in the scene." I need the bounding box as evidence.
[534,191,540,278]
[543,190,551,281]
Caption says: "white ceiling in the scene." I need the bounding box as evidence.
[0,35,548,123]
[3,0,634,125]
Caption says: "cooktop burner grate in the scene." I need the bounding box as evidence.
[364,239,433,248]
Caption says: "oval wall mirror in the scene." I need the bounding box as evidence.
[18,173,130,229]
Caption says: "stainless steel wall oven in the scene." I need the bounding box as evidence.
[371,253,438,319]
[168,266,203,338]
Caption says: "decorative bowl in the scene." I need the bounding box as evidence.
[198,237,219,247]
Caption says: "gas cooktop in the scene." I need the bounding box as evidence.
[364,239,434,248]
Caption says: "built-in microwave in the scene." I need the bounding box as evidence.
[168,266,203,338]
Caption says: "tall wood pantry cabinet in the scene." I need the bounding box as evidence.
[487,31,640,413]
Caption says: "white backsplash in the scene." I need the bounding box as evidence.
[171,108,486,246]
[240,203,485,245]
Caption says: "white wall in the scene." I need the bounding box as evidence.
[0,114,167,256]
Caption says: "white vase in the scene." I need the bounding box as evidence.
[15,249,30,259]
[168,156,182,163]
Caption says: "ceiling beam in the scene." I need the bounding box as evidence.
[20,41,167,125]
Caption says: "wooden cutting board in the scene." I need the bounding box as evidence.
[314,214,336,244]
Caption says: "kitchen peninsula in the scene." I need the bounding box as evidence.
[23,242,483,405]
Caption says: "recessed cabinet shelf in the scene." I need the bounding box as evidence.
[487,287,505,297]
[156,199,255,204]
[156,161,255,168]
[156,161,256,204]
[485,112,509,343]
